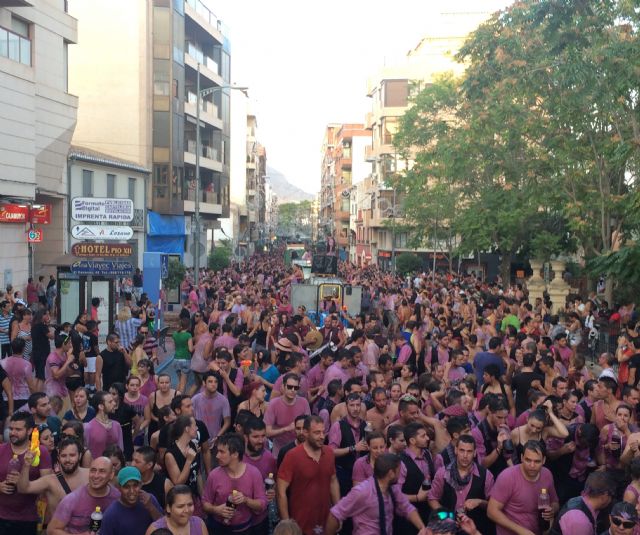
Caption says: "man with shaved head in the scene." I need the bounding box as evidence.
[47,456,120,535]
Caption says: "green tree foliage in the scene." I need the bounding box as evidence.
[395,253,423,276]
[395,0,640,290]
[277,201,313,238]
[164,258,185,291]
[208,241,232,272]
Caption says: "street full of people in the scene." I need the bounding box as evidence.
[1,247,640,535]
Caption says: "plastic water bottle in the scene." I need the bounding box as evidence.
[6,454,21,494]
[538,488,550,533]
[89,506,102,533]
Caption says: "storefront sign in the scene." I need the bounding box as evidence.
[71,197,134,222]
[0,204,29,223]
[27,229,43,243]
[71,260,133,277]
[71,243,133,258]
[30,204,51,225]
[71,225,134,241]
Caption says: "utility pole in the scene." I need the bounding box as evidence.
[194,63,202,288]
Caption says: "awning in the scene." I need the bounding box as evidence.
[147,211,187,256]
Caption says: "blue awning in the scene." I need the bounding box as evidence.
[147,211,186,237]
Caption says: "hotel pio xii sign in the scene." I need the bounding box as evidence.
[71,198,135,277]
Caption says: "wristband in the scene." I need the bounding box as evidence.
[349,445,355,453]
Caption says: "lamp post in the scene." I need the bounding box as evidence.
[194,62,248,287]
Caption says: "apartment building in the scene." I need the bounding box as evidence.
[68,0,232,266]
[319,123,369,256]
[0,0,78,289]
[360,11,494,269]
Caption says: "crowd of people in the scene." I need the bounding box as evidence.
[0,247,639,535]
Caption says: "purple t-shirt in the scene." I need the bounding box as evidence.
[53,484,120,534]
[244,449,277,524]
[264,396,310,456]
[1,356,32,401]
[202,463,267,528]
[192,391,230,441]
[490,465,559,535]
[45,350,68,398]
[330,477,414,535]
[150,516,205,534]
[0,443,52,521]
[558,496,599,535]
[322,363,351,389]
[352,455,374,485]
[84,418,124,459]
[429,465,494,511]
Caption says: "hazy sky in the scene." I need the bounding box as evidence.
[211,0,511,194]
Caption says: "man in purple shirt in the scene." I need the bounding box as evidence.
[213,324,239,351]
[554,471,615,535]
[271,353,309,399]
[243,417,277,534]
[307,349,334,405]
[265,373,311,456]
[84,391,124,460]
[394,333,413,370]
[326,453,427,535]
[192,372,231,444]
[428,434,494,533]
[329,393,368,496]
[202,433,267,532]
[488,440,559,535]
[322,349,353,389]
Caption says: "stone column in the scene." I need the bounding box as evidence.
[527,259,545,305]
[547,259,570,313]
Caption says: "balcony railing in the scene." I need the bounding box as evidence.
[185,42,219,73]
[186,92,218,117]
[0,26,31,66]
[185,0,222,31]
[185,139,219,161]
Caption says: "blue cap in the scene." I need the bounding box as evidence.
[117,466,141,486]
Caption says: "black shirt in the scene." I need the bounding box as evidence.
[112,402,137,461]
[629,353,640,388]
[0,365,7,416]
[31,323,51,363]
[100,349,128,391]
[159,419,210,450]
[511,370,545,415]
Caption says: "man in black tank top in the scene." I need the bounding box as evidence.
[132,446,173,509]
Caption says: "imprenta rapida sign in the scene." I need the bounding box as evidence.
[71,198,134,222]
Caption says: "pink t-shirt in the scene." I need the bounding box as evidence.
[84,418,124,459]
[0,443,52,521]
[490,465,559,535]
[45,350,68,398]
[264,396,310,456]
[1,355,32,401]
[53,484,120,534]
[202,464,267,528]
[352,455,374,484]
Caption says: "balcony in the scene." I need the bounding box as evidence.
[335,210,350,222]
[184,42,223,85]
[185,92,222,129]
[183,185,223,216]
[184,139,223,172]
[365,145,376,162]
[185,0,224,42]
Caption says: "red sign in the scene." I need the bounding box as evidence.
[27,229,43,243]
[0,204,29,223]
[30,204,51,225]
[71,242,133,258]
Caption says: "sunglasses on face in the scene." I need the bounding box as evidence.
[434,511,456,521]
[285,384,300,391]
[611,517,636,529]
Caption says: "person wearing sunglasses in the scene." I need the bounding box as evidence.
[264,373,310,457]
[549,471,616,535]
[599,502,639,535]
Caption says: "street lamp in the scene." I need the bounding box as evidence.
[194,63,248,287]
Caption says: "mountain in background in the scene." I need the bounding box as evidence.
[267,166,315,203]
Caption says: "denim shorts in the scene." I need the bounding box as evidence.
[172,358,192,376]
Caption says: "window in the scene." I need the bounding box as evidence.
[11,16,29,38]
[82,170,94,197]
[63,41,69,92]
[128,177,136,202]
[106,174,116,198]
[383,80,409,107]
[341,198,350,212]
